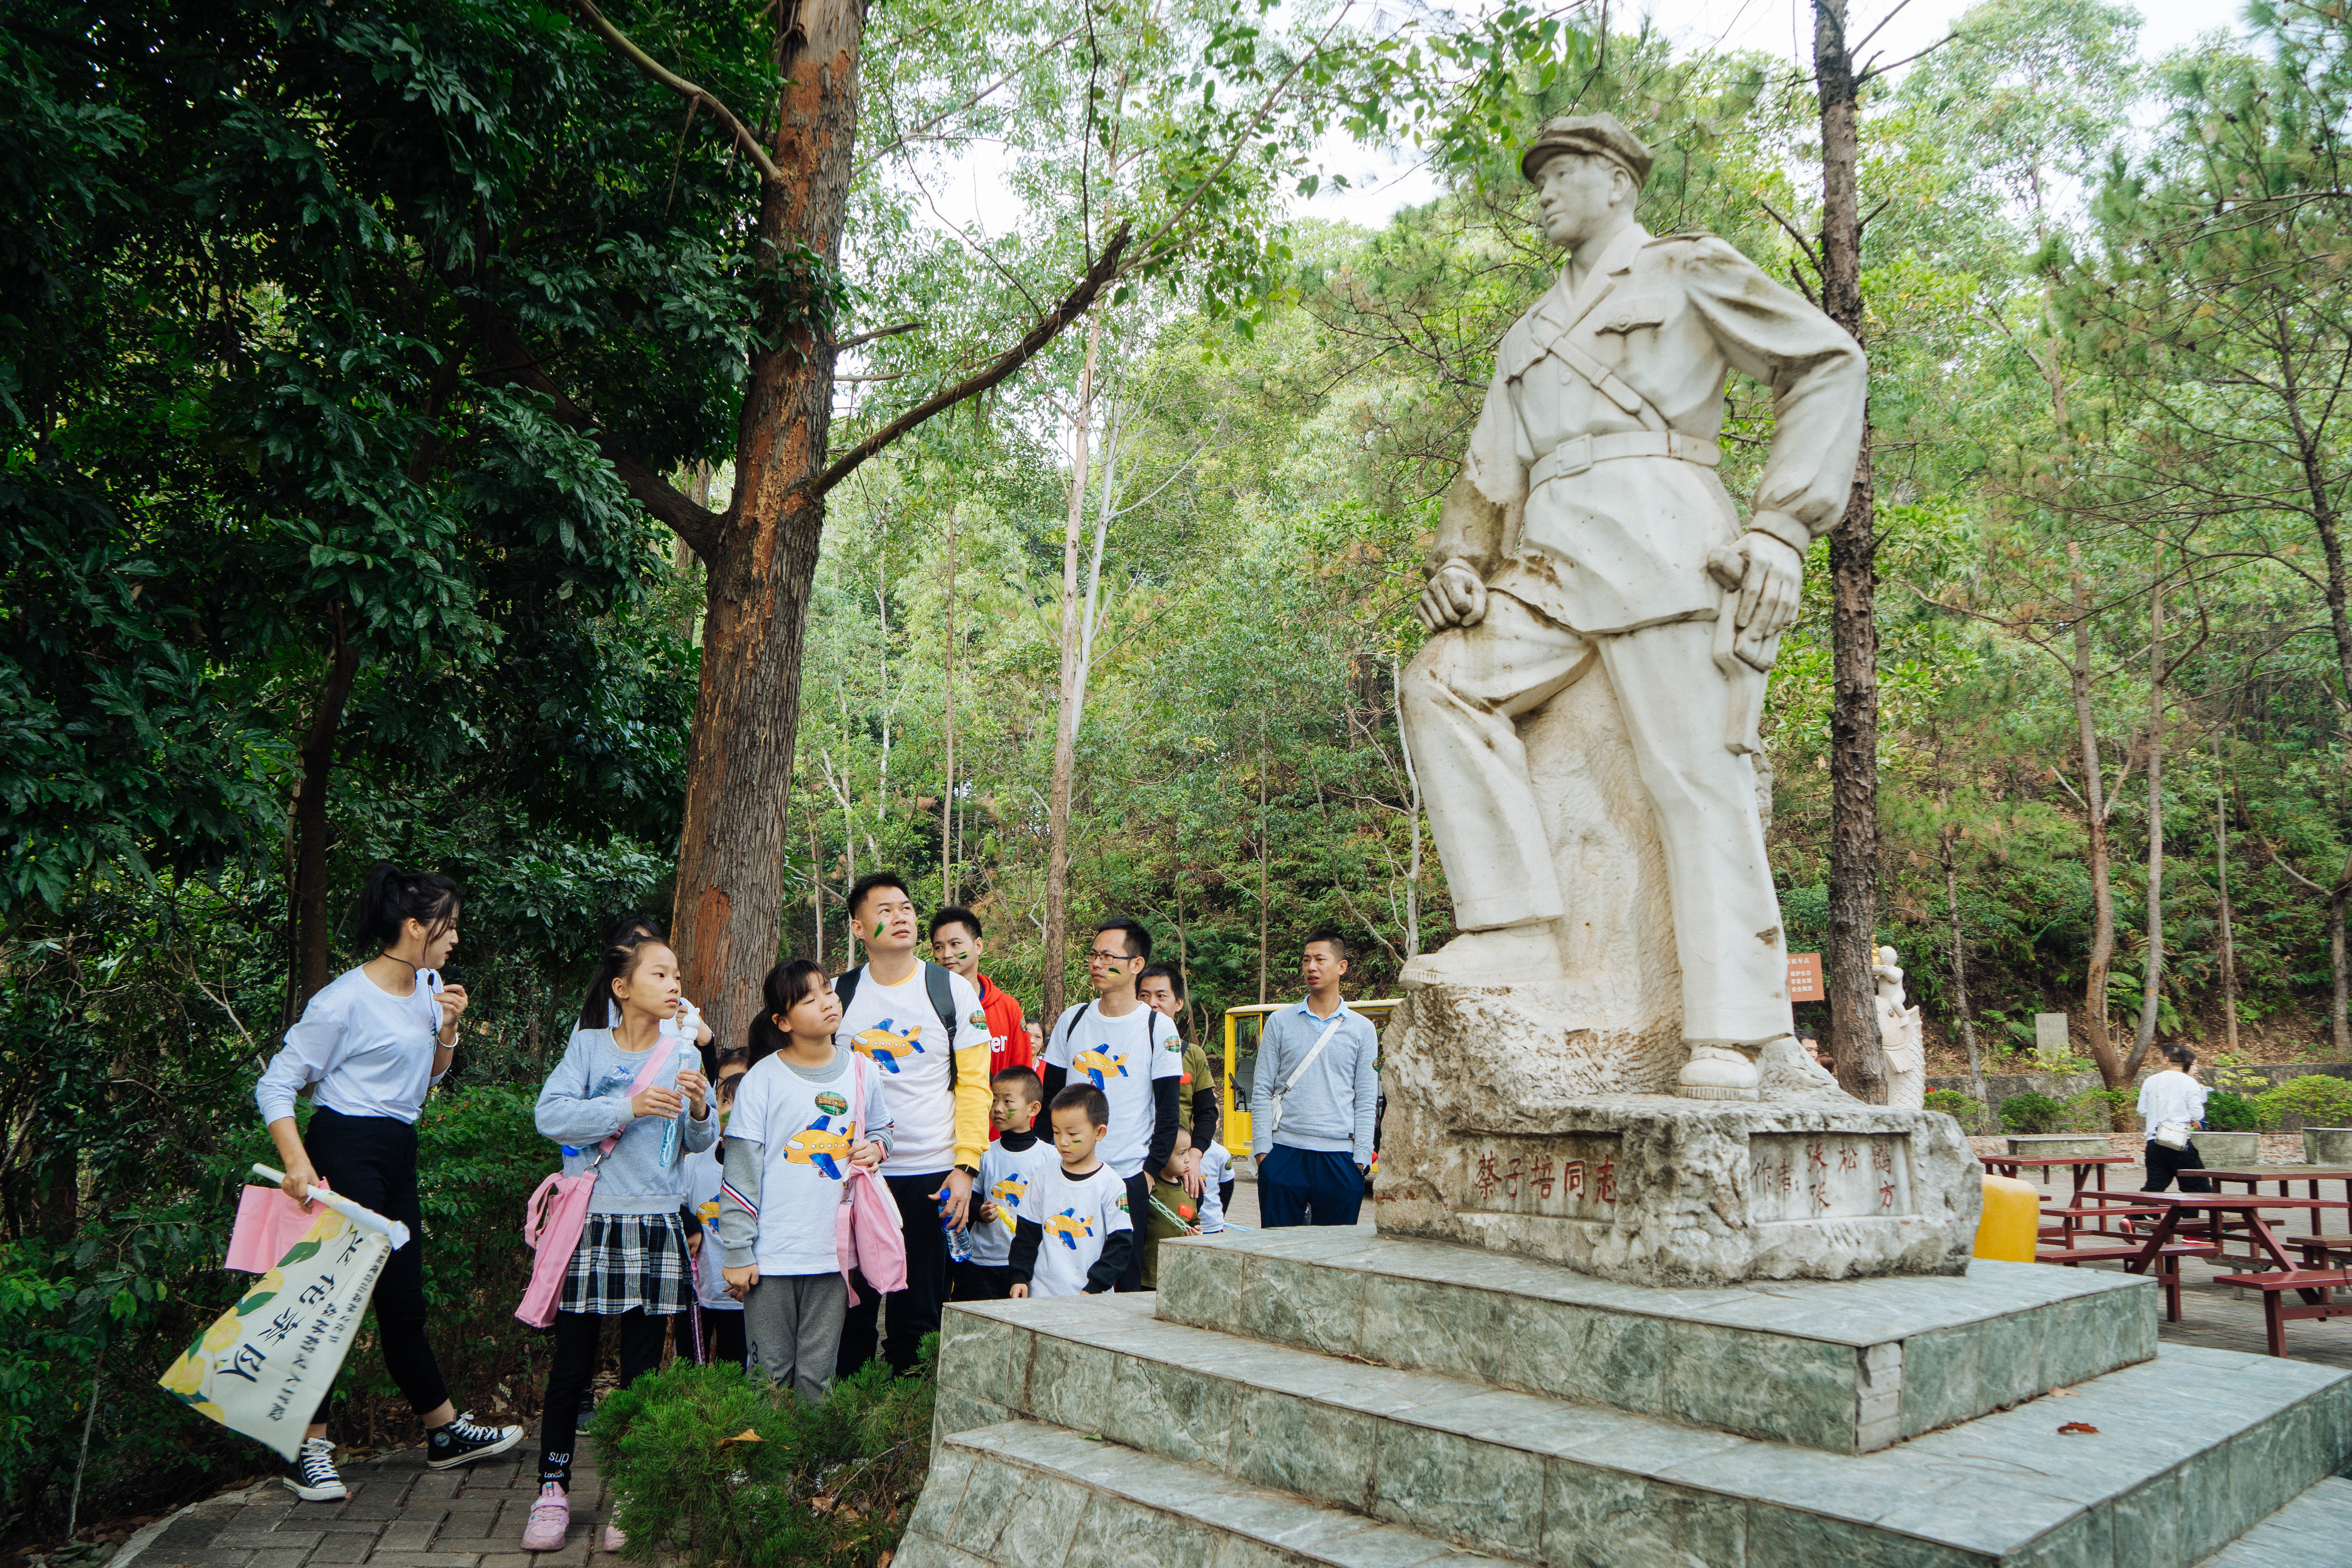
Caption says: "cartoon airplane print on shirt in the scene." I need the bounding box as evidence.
[990,1173,1030,1235]
[782,1088,857,1180]
[853,1019,924,1073]
[1073,1046,1130,1089]
[1042,1209,1095,1249]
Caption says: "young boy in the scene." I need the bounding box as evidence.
[1196,1137,1231,1232]
[1140,1126,1203,1287]
[958,1067,1059,1299]
[1007,1086,1133,1299]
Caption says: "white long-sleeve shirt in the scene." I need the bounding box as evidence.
[255,965,447,1125]
[2136,1070,2209,1138]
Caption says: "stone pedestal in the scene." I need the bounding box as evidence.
[1377,975,1980,1284]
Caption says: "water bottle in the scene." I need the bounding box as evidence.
[938,1186,973,1263]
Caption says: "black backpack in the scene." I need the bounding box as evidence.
[834,961,965,1088]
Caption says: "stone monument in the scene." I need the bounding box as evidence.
[903,114,2352,1568]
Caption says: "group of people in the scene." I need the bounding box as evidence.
[249,864,1384,1552]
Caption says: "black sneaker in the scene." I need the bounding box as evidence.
[283,1436,348,1502]
[425,1412,523,1470]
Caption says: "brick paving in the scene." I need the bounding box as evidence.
[127,1445,620,1568]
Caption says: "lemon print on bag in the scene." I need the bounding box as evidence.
[1074,1047,1129,1088]
[1043,1209,1096,1249]
[853,1020,924,1072]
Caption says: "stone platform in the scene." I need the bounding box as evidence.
[902,1230,2352,1568]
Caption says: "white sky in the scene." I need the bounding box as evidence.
[1305,0,2230,228]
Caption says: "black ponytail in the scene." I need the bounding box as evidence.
[357,864,461,948]
[749,959,829,1068]
[576,929,668,1034]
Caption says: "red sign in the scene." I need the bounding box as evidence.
[1788,953,1824,1002]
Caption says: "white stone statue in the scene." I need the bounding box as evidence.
[1874,945,1927,1110]
[1398,111,1867,1102]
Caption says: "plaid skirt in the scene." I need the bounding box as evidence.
[560,1212,694,1316]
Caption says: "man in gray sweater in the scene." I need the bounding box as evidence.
[1248,929,1379,1226]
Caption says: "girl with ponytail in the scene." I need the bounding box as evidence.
[254,865,523,1501]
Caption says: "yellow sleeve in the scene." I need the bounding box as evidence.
[952,1041,992,1171]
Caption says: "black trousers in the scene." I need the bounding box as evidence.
[684,1305,747,1369]
[305,1109,448,1429]
[2143,1139,2214,1193]
[1118,1173,1151,1290]
[1259,1145,1366,1227]
[950,1260,1013,1301]
[538,1308,667,1486]
[837,1171,947,1377]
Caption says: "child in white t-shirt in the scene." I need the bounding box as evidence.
[717,961,892,1403]
[1008,1085,1133,1298]
[958,1067,1058,1300]
[1196,1139,1231,1233]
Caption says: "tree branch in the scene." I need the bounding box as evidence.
[1760,198,1825,282]
[817,221,1133,495]
[476,310,724,558]
[835,320,922,353]
[571,0,783,184]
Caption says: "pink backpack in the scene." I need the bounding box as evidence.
[515,1032,681,1328]
[836,1053,908,1305]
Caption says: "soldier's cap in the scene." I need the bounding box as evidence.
[1519,111,1654,188]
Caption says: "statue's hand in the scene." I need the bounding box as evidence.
[1416,560,1488,633]
[1732,532,1803,642]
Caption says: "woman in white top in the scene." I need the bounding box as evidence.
[2137,1042,2215,1194]
[254,865,521,1502]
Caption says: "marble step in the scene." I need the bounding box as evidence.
[935,1292,2352,1566]
[897,1417,1500,1567]
[1154,1228,2158,1453]
[2191,1475,2352,1566]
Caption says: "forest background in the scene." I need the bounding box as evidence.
[7,0,2352,1547]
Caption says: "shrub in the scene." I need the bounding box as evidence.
[595,1338,936,1568]
[2203,1091,2261,1131]
[2254,1074,2352,1131]
[2061,1087,2136,1134]
[1922,1089,1988,1132]
[1998,1091,2065,1134]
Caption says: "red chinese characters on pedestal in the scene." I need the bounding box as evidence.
[1532,1155,1557,1200]
[1871,1140,1896,1210]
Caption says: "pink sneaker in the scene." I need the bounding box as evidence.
[520,1483,569,1551]
[601,1524,626,1552]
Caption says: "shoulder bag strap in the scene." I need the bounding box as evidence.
[833,967,862,1011]
[1271,1011,1350,1116]
[924,961,960,1087]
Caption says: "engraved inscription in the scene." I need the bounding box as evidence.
[1448,1134,1625,1220]
[1747,1132,1912,1221]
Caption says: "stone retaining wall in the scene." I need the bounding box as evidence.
[1930,1060,2352,1120]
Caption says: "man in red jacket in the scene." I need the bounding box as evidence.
[929,907,1030,1138]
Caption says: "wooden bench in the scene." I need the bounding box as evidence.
[2038,1241,2218,1321]
[2288,1234,2352,1267]
[2211,1269,2352,1356]
[2038,1203,2164,1244]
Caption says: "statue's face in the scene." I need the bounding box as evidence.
[1534,151,1628,250]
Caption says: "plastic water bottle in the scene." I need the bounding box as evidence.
[938,1186,972,1263]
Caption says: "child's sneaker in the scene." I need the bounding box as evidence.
[425,1412,523,1469]
[601,1524,626,1552]
[281,1436,347,1502]
[520,1484,570,1550]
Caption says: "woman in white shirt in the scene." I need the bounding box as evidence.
[2137,1043,2215,1194]
[254,865,521,1502]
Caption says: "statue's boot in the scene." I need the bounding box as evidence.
[1677,1038,1781,1102]
[1400,922,1566,986]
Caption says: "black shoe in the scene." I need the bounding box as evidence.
[425,1412,523,1470]
[577,1395,597,1431]
[282,1437,348,1502]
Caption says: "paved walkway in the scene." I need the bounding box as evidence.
[125,1444,612,1568]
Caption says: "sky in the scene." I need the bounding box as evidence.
[1303,0,2232,229]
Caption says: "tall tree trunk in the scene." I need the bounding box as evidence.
[1042,312,1103,1027]
[2067,544,2123,1085]
[940,503,957,905]
[2216,768,2237,1055]
[2129,582,2165,1076]
[293,622,361,1011]
[1939,788,1983,1104]
[1816,0,1884,1103]
[1257,730,1271,1005]
[670,0,867,1052]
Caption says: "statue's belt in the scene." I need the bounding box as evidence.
[1529,431,1721,490]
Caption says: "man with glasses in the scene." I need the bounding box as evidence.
[1040,918,1183,1290]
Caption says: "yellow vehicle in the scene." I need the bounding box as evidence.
[1219,999,1399,1153]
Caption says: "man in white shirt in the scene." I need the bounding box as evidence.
[1041,917,1182,1289]
[2137,1043,2214,1194]
[829,874,990,1375]
[1249,929,1379,1227]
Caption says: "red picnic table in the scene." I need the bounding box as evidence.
[2192,1167,2352,1269]
[2072,1189,2351,1339]
[1982,1153,2140,1242]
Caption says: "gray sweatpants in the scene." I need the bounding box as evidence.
[744,1273,848,1403]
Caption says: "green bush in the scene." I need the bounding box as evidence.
[594,1338,936,1568]
[1922,1089,1988,1132]
[1998,1091,2065,1134]
[2061,1088,2136,1134]
[2254,1074,2352,1131]
[2203,1091,2261,1131]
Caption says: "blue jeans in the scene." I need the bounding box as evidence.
[1258,1145,1364,1227]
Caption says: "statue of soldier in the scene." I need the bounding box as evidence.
[1398,113,1866,1101]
